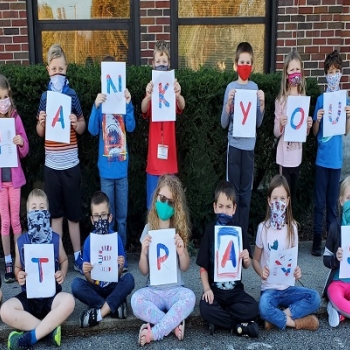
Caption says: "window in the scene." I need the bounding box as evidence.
[27,0,139,65]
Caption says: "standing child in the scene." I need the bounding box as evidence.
[274,50,313,207]
[323,175,350,327]
[312,50,350,256]
[131,175,195,346]
[141,40,185,208]
[221,42,265,240]
[88,56,135,252]
[0,74,29,283]
[36,44,86,271]
[252,175,320,331]
[71,191,135,328]
[0,189,75,349]
[196,181,259,337]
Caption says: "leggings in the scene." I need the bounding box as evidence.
[328,280,350,318]
[131,286,196,340]
[0,183,22,236]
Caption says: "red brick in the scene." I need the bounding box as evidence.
[155,1,170,8]
[0,36,12,44]
[5,44,21,51]
[320,46,335,53]
[276,39,285,46]
[276,62,284,70]
[321,14,332,21]
[9,2,26,10]
[0,53,13,60]
[298,7,313,14]
[278,7,286,14]
[2,10,19,19]
[313,6,328,13]
[140,50,153,57]
[13,35,28,43]
[155,34,170,40]
[313,23,328,29]
[19,10,27,19]
[0,19,11,26]
[156,17,170,25]
[140,1,155,9]
[313,38,326,45]
[327,38,341,45]
[320,30,335,36]
[21,43,28,51]
[285,6,297,13]
[305,46,320,53]
[141,17,155,25]
[311,53,326,60]
[285,39,297,46]
[343,15,350,21]
[140,9,147,16]
[148,25,163,33]
[20,27,27,35]
[141,42,147,50]
[11,19,27,26]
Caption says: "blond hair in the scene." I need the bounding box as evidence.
[47,44,66,64]
[148,175,191,245]
[339,175,350,215]
[27,188,49,210]
[153,40,170,62]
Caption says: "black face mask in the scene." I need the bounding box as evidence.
[93,218,109,235]
[154,65,169,71]
[216,213,235,226]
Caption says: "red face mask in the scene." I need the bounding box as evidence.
[236,64,252,81]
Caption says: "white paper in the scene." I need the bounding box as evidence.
[284,95,310,142]
[0,118,18,168]
[233,89,258,138]
[323,90,347,137]
[267,246,298,286]
[151,70,176,122]
[214,226,243,282]
[90,232,119,283]
[24,243,55,298]
[339,226,350,278]
[101,62,126,115]
[45,91,72,144]
[149,228,177,286]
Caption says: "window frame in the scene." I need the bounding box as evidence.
[26,0,140,65]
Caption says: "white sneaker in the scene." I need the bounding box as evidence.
[327,301,340,327]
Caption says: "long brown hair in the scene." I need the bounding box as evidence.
[0,74,15,117]
[147,174,191,245]
[263,175,298,248]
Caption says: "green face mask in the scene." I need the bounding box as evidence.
[155,200,174,221]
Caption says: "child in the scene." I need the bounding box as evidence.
[71,191,135,327]
[196,180,259,337]
[220,42,265,241]
[141,40,185,208]
[36,44,86,272]
[0,189,75,349]
[323,175,350,327]
[252,175,320,331]
[312,50,350,256]
[131,175,196,346]
[88,56,136,252]
[0,74,29,283]
[274,50,313,206]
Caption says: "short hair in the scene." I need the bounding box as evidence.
[153,40,170,61]
[235,42,254,64]
[90,191,110,212]
[47,44,67,64]
[102,55,115,62]
[27,188,49,210]
[214,180,236,205]
[324,50,342,74]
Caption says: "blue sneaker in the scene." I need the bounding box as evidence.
[74,252,83,275]
[8,331,33,350]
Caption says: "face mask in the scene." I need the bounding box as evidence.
[216,213,235,226]
[342,200,350,226]
[27,210,52,244]
[270,200,287,230]
[236,64,252,81]
[154,65,169,71]
[50,74,66,92]
[326,72,341,92]
[155,200,174,221]
[288,72,302,87]
[0,97,11,115]
[93,218,109,235]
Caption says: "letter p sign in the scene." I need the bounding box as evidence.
[156,243,169,270]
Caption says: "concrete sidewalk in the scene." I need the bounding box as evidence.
[0,241,328,340]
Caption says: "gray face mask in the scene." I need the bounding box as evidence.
[154,65,169,71]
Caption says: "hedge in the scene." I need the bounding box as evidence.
[0,64,320,251]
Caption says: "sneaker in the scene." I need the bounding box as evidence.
[311,237,322,256]
[327,302,340,327]
[235,321,259,338]
[4,262,15,283]
[111,301,127,319]
[8,331,33,350]
[51,325,61,346]
[80,308,99,328]
[74,252,83,275]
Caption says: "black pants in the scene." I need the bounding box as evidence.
[281,165,300,207]
[199,284,258,329]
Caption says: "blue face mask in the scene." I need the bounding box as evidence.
[216,213,235,226]
[154,65,169,71]
[50,74,66,92]
[342,201,350,226]
[27,210,52,244]
[155,200,174,221]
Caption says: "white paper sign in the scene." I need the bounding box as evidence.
[0,118,18,168]
[233,89,258,137]
[151,70,176,122]
[214,226,243,282]
[284,95,310,142]
[323,90,347,137]
[24,243,55,298]
[149,228,177,286]
[45,91,71,144]
[339,226,350,278]
[101,62,126,115]
[267,246,298,286]
[90,232,119,283]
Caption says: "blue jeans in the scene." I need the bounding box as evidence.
[146,173,160,209]
[71,273,135,313]
[100,177,128,249]
[259,286,321,330]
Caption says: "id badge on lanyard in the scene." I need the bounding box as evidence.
[157,122,169,160]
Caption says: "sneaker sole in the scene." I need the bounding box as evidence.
[52,325,61,346]
[327,302,340,327]
[4,277,16,283]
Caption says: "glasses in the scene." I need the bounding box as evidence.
[92,213,110,221]
[158,194,174,207]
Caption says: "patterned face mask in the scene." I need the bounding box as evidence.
[0,97,11,115]
[326,72,341,92]
[93,218,109,235]
[270,200,287,230]
[154,65,169,71]
[50,74,66,93]
[287,72,302,87]
[27,210,52,244]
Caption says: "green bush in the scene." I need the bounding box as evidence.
[0,64,320,251]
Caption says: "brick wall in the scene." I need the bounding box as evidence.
[0,0,29,64]
[277,0,350,89]
[140,0,170,65]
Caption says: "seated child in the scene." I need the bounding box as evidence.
[0,188,75,349]
[196,180,259,337]
[71,191,134,327]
